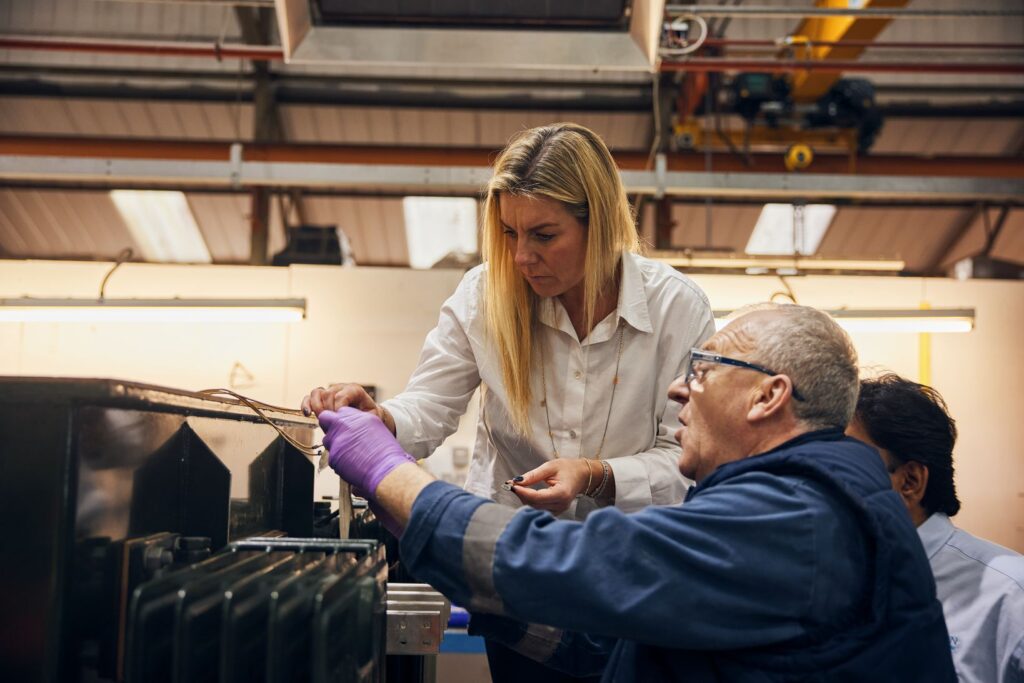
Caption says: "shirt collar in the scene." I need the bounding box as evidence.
[618,251,654,334]
[917,513,955,560]
[536,252,653,337]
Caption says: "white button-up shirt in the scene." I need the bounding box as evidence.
[918,513,1024,682]
[383,251,715,519]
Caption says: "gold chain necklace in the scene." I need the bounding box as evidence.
[539,303,626,460]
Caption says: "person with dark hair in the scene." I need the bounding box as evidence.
[850,373,1024,683]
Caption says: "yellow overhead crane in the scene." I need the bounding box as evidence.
[670,0,902,169]
[788,0,909,102]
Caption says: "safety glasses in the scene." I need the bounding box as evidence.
[685,348,806,402]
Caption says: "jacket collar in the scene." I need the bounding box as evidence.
[689,428,848,498]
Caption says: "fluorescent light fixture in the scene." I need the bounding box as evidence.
[110,190,212,263]
[403,196,478,269]
[713,308,974,334]
[653,252,905,273]
[0,298,306,323]
[746,203,836,256]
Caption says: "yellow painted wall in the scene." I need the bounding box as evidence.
[1,260,1021,551]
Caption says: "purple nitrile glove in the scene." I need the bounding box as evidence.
[319,407,416,498]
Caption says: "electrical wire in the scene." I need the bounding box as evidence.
[660,13,710,57]
[98,247,134,300]
[197,388,323,457]
[769,275,798,304]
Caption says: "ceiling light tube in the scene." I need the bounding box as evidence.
[0,298,307,324]
[654,253,906,273]
[713,308,974,334]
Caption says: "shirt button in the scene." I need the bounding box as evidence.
[574,371,583,380]
[569,430,577,439]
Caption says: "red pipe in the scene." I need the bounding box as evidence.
[701,38,1024,51]
[0,35,284,62]
[660,59,1024,75]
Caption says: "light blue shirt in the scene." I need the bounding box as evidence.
[919,513,1024,682]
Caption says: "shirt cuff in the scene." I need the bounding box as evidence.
[607,456,652,513]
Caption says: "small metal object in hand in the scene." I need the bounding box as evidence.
[501,480,516,492]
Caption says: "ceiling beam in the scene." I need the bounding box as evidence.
[3,155,1020,202]
[3,136,1021,179]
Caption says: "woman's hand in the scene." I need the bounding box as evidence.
[301,383,396,435]
[510,459,594,516]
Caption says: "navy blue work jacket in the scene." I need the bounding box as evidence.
[401,429,956,682]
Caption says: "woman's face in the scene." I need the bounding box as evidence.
[498,193,587,299]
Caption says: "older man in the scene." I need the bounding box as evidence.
[850,374,1024,682]
[316,304,955,682]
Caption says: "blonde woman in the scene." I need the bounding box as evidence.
[304,122,714,520]
[304,122,714,682]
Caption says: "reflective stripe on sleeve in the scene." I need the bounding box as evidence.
[462,502,517,614]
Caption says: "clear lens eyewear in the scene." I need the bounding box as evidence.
[685,348,806,402]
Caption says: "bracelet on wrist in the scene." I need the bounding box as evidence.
[592,460,611,500]
[583,459,596,497]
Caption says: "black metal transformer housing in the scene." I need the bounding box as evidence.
[0,377,321,682]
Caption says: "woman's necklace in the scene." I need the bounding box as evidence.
[538,299,626,460]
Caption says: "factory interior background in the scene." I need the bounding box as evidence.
[0,1,1022,679]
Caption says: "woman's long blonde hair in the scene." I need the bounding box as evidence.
[481,122,640,434]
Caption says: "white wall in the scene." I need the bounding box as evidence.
[1,260,1021,551]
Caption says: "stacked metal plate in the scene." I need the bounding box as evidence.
[124,538,386,683]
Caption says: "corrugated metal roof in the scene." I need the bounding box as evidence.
[942,207,1024,268]
[0,0,244,41]
[817,206,966,272]
[0,0,250,74]
[186,192,253,264]
[635,202,1023,274]
[0,187,138,260]
[0,97,255,140]
[992,210,1024,265]
[280,105,651,149]
[300,196,409,266]
[873,118,1024,156]
[1,0,1021,270]
[1,189,1021,270]
[639,203,762,253]
[0,96,651,149]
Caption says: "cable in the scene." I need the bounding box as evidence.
[197,388,323,457]
[660,13,709,57]
[98,247,133,300]
[769,275,798,304]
